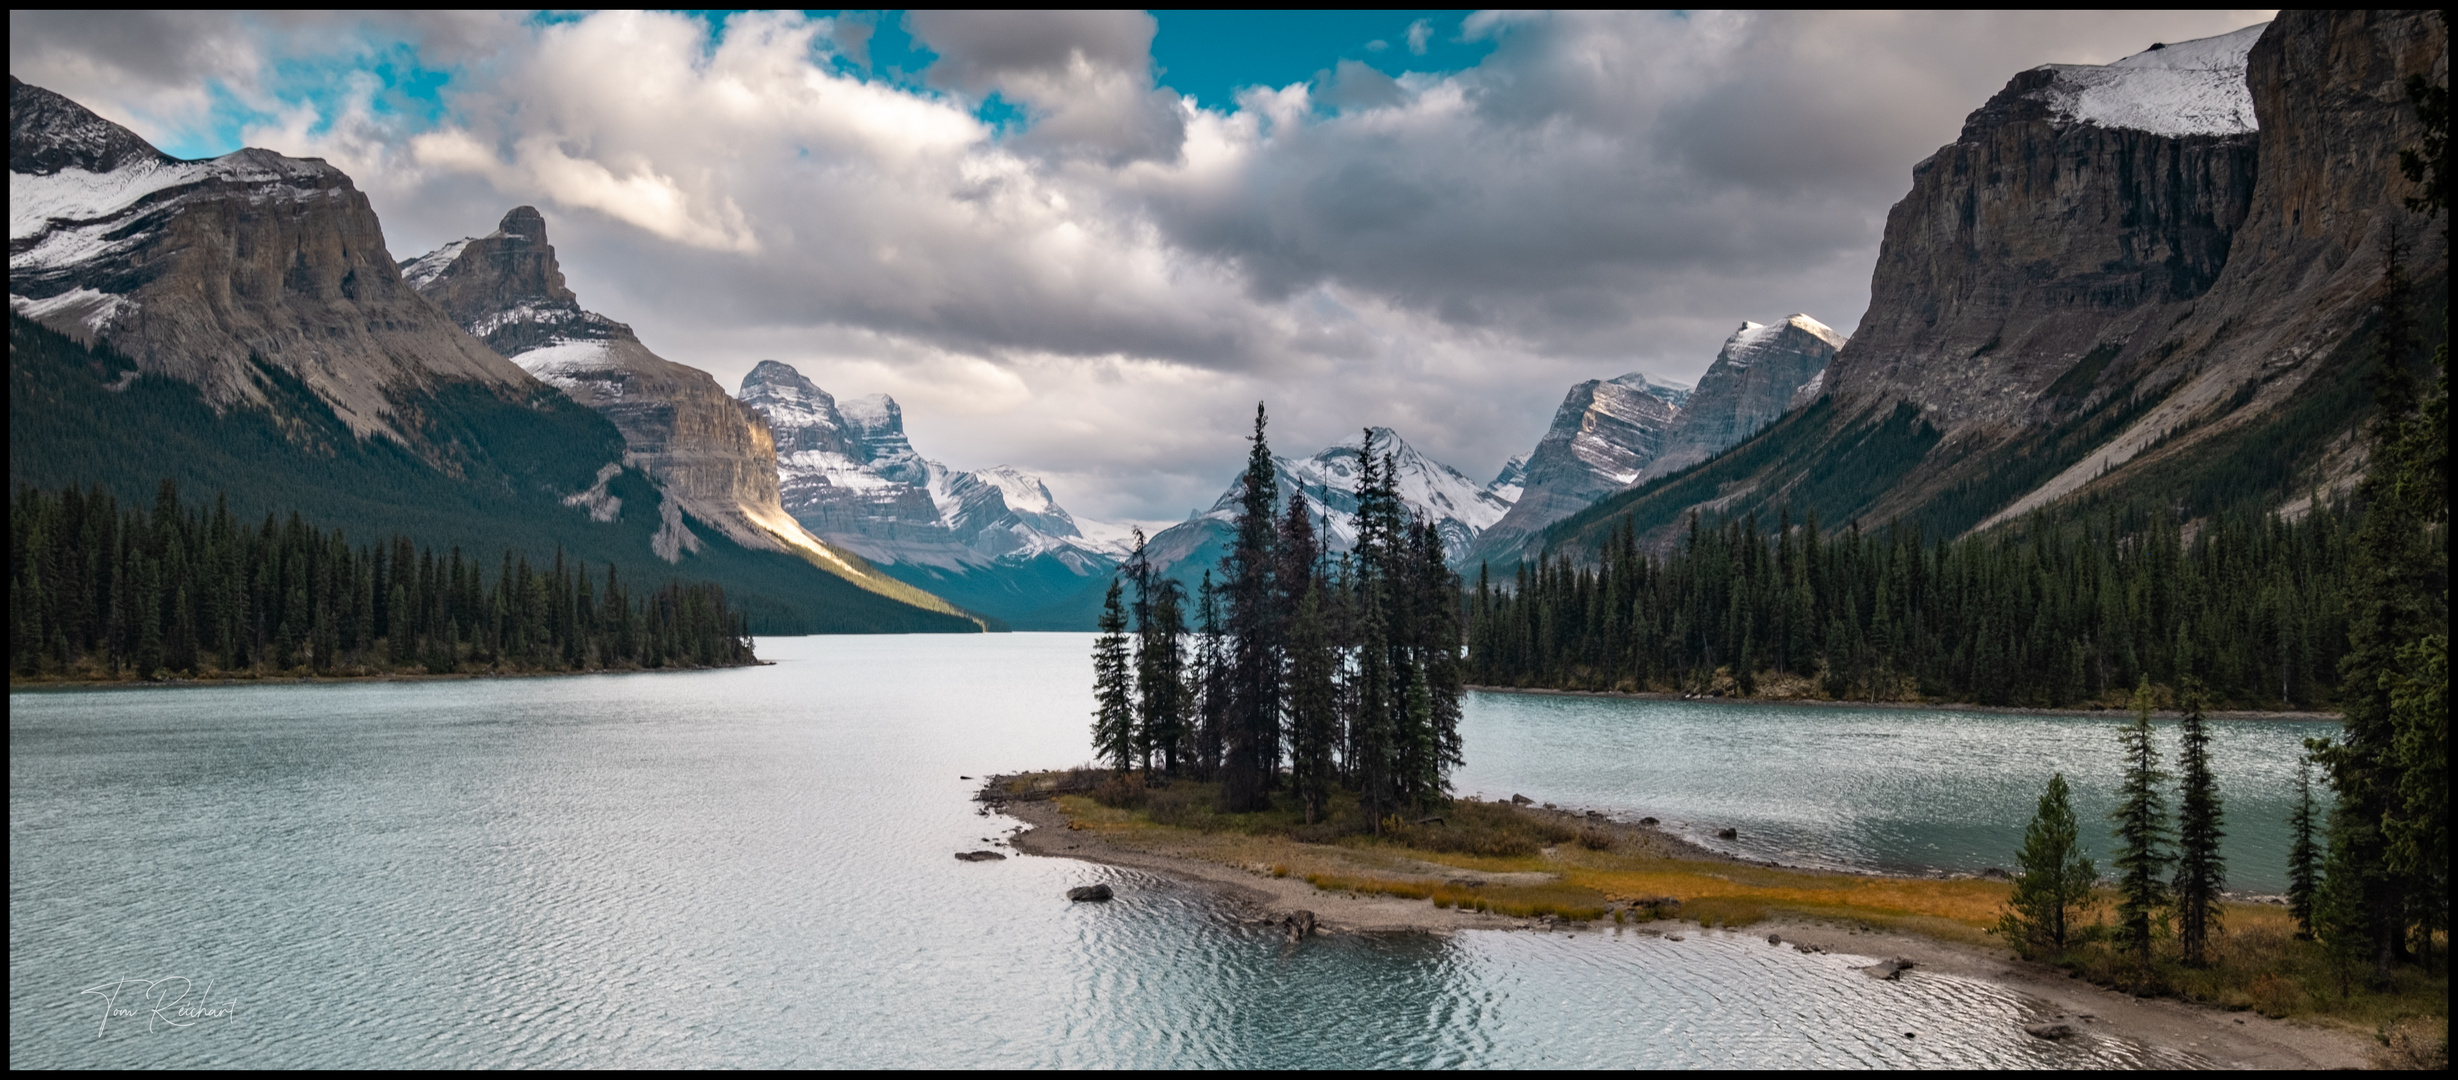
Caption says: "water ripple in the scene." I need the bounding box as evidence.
[15,636,2205,1068]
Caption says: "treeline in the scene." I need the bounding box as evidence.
[1469,505,2355,710]
[11,481,756,679]
[1092,412,1464,825]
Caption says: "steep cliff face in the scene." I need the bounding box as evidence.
[1464,373,1685,566]
[1826,25,2266,435]
[1977,9,2451,525]
[1540,13,2446,559]
[738,360,1123,627]
[1643,314,1845,481]
[406,211,968,619]
[9,76,530,445]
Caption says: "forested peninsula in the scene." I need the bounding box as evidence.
[11,482,757,683]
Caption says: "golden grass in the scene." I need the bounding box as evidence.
[1025,771,2444,1038]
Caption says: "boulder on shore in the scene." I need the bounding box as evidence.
[1283,910,1317,941]
[2023,1022,2076,1040]
[1067,884,1114,902]
[1861,958,1917,981]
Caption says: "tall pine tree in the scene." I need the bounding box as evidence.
[1090,579,1136,773]
[1217,404,1281,812]
[2288,753,2322,940]
[2111,679,2174,973]
[2172,680,2227,967]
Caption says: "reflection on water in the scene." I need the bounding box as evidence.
[13,635,2210,1067]
[1458,691,2332,891]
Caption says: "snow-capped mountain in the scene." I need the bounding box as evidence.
[738,360,1126,627]
[1140,427,1517,587]
[1464,316,1841,568]
[8,76,528,443]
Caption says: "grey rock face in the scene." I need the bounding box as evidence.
[1642,315,1845,482]
[1466,373,1687,567]
[9,76,532,446]
[1819,14,2446,527]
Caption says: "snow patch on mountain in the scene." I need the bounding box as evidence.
[2030,24,2267,137]
[9,286,134,335]
[510,339,620,393]
[1487,454,1530,505]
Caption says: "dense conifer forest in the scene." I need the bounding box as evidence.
[1092,411,1465,825]
[1468,506,2356,710]
[11,482,756,680]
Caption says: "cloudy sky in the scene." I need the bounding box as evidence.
[10,9,2271,526]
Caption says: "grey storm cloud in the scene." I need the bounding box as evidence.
[906,9,1186,166]
[8,8,2274,523]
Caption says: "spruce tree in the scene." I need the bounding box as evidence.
[1136,579,1189,775]
[2287,753,2322,940]
[2172,680,2226,966]
[1217,403,1281,811]
[2110,679,2173,973]
[1090,578,1136,774]
[1285,583,1339,823]
[1999,772,2097,956]
[1191,571,1226,779]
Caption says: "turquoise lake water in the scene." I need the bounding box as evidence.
[11,633,2300,1067]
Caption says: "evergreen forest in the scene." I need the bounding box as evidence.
[1469,505,2355,710]
[11,482,757,680]
[1091,410,1465,826]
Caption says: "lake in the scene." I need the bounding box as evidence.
[11,633,2302,1067]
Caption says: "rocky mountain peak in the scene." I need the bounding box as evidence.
[9,75,171,176]
[1635,313,1846,484]
[401,205,632,358]
[738,360,857,457]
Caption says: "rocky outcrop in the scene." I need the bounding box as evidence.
[1643,315,1845,481]
[405,210,966,617]
[9,76,531,445]
[739,359,1124,627]
[1464,373,1686,567]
